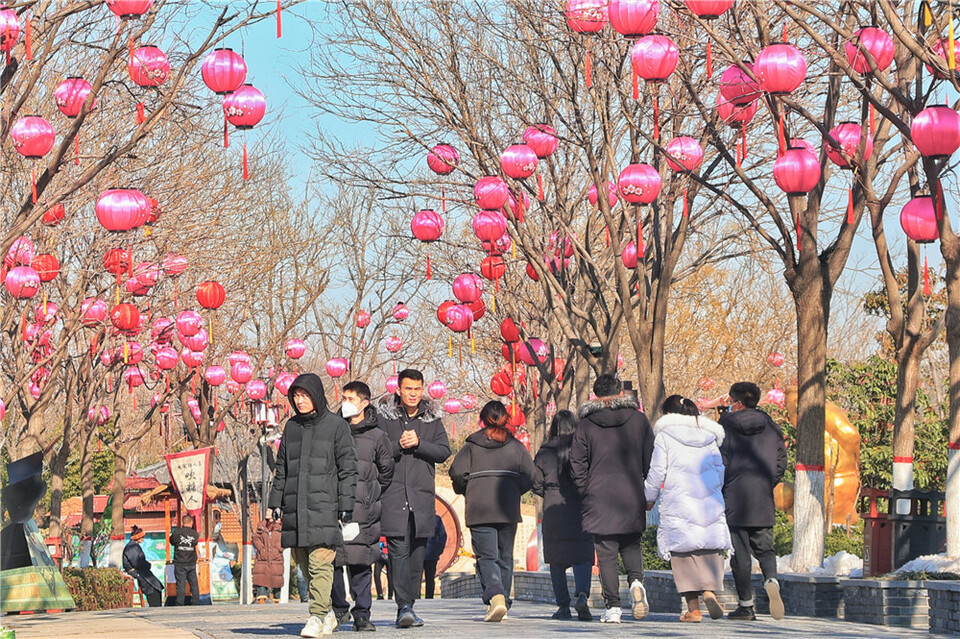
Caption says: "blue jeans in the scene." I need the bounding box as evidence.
[549,562,592,607]
[297,564,308,601]
[470,523,517,605]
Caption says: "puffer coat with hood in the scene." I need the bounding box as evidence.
[570,394,655,535]
[268,373,358,548]
[719,407,788,528]
[342,406,394,565]
[449,429,538,527]
[644,413,732,560]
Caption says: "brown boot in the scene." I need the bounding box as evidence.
[680,610,702,623]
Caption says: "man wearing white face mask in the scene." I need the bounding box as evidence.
[331,381,395,631]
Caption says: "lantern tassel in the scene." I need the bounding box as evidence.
[585,48,592,88]
[243,142,249,180]
[224,113,229,148]
[129,36,135,65]
[470,334,475,354]
[277,0,282,38]
[924,1,933,27]
[638,220,645,258]
[682,185,689,218]
[491,291,496,313]
[869,102,875,134]
[31,167,38,204]
[426,253,432,280]
[334,384,339,402]
[632,69,639,100]
[174,283,179,308]
[950,11,956,70]
[777,112,786,156]
[605,225,610,247]
[706,40,713,79]
[796,210,802,252]
[924,255,932,296]
[847,188,855,225]
[441,186,446,213]
[742,125,748,162]
[25,14,32,61]
[653,95,660,140]
[136,101,145,125]
[537,172,544,201]
[448,334,453,358]
[458,340,463,367]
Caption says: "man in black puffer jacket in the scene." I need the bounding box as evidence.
[331,381,394,632]
[375,369,451,629]
[269,373,358,638]
[719,381,788,622]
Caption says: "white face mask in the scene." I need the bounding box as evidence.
[341,401,361,419]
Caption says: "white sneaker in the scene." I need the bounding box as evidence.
[300,615,322,638]
[630,580,648,620]
[600,606,622,623]
[320,610,338,636]
[765,578,785,621]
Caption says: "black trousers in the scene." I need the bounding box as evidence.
[331,564,374,619]
[470,523,517,605]
[422,559,439,598]
[174,563,199,605]
[387,513,427,609]
[374,557,392,599]
[594,533,645,608]
[729,526,777,605]
[548,562,592,608]
[145,590,163,607]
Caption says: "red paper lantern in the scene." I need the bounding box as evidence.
[231,361,253,383]
[684,0,734,18]
[631,35,678,83]
[105,0,153,19]
[622,241,639,268]
[202,48,247,95]
[522,124,559,158]
[526,262,539,281]
[774,146,821,195]
[565,0,607,33]
[224,84,266,128]
[617,163,661,204]
[461,394,478,411]
[588,181,619,209]
[393,303,409,322]
[754,43,807,95]
[845,27,895,74]
[110,303,141,331]
[467,298,486,322]
[767,352,785,367]
[482,232,512,257]
[490,372,513,396]
[608,0,658,37]
[472,210,508,242]
[826,122,873,168]
[444,305,474,333]
[356,311,371,328]
[55,77,95,118]
[481,256,506,282]
[103,248,131,275]
[664,137,704,172]
[427,144,459,175]
[31,254,59,282]
[719,63,760,106]
[500,317,521,343]
[11,116,55,158]
[453,273,484,303]
[518,338,549,366]
[4,266,40,298]
[128,45,170,87]
[42,203,65,226]
[506,404,526,428]
[475,176,510,210]
[900,196,939,243]
[436,300,456,326]
[95,188,150,232]
[196,281,225,309]
[501,143,539,179]
[911,106,960,159]
[411,209,444,242]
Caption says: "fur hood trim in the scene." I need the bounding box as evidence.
[375,393,443,422]
[578,393,640,419]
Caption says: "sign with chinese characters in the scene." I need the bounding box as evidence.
[165,447,212,518]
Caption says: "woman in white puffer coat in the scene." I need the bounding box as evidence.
[644,395,732,623]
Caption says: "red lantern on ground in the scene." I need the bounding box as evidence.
[96,188,150,232]
[202,48,247,94]
[4,266,40,299]
[501,143,539,180]
[754,43,807,95]
[845,27,895,74]
[453,273,483,303]
[900,196,939,243]
[426,144,459,175]
[42,203,66,226]
[223,84,266,179]
[617,164,661,204]
[411,208,444,279]
[428,380,447,400]
[719,63,760,106]
[31,254,59,282]
[128,46,170,86]
[475,177,510,210]
[196,281,225,309]
[912,106,960,159]
[110,303,141,332]
[472,210,508,242]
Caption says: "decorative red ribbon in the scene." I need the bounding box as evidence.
[948,442,960,450]
[893,456,914,463]
[795,464,825,472]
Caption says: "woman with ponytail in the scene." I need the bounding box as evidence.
[533,410,594,621]
[644,395,731,623]
[449,400,539,622]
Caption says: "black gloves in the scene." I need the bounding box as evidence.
[339,510,353,524]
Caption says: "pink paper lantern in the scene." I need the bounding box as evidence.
[622,241,639,268]
[767,352,785,367]
[128,45,170,87]
[453,273,484,303]
[155,347,179,371]
[81,298,108,326]
[385,375,399,394]
[522,124,559,158]
[825,122,873,168]
[717,94,759,127]
[664,137,704,172]
[151,317,175,343]
[428,380,447,400]
[501,143,539,179]
[183,328,209,352]
[443,398,462,414]
[684,0,734,19]
[754,43,807,95]
[503,189,530,222]
[10,116,55,158]
[246,379,268,401]
[384,336,403,353]
[5,236,35,267]
[565,0,608,33]
[393,304,409,322]
[475,177,510,210]
[927,40,960,79]
[427,144,459,175]
[719,63,760,106]
[186,398,201,422]
[275,372,296,395]
[229,351,251,367]
[231,361,253,383]
[203,365,226,386]
[911,106,960,159]
[0,6,20,55]
[5,266,40,298]
[95,188,150,232]
[617,163,661,204]
[226,380,242,394]
[631,35,679,83]
[88,405,111,425]
[766,388,786,408]
[133,261,161,287]
[326,357,349,378]
[608,0,658,37]
[285,338,307,359]
[588,181,619,209]
[518,338,549,366]
[461,394,478,411]
[201,48,247,95]
[55,77,96,118]
[105,0,153,19]
[411,209,445,242]
[223,84,266,129]
[34,301,59,325]
[176,311,203,337]
[774,146,821,195]
[900,196,939,243]
[472,210,508,242]
[181,349,205,368]
[123,341,144,365]
[444,305,474,333]
[845,27,895,74]
[124,366,145,389]
[482,232,512,257]
[161,253,188,277]
[356,311,371,329]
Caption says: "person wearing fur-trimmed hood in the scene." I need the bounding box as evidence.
[644,395,731,623]
[375,369,451,629]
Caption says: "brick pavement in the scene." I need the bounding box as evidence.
[5,598,938,639]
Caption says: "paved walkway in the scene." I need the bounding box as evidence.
[4,599,936,639]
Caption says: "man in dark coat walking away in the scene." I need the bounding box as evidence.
[268,373,358,638]
[421,515,446,599]
[331,381,394,632]
[123,525,163,607]
[252,516,284,602]
[571,374,654,624]
[376,368,451,629]
[169,514,200,606]
[719,381,788,622]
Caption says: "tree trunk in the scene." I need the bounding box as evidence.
[637,315,666,422]
[790,272,828,572]
[79,426,95,568]
[47,434,71,548]
[892,347,922,509]
[106,446,127,567]
[942,238,960,557]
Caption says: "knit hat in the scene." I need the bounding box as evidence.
[130,525,145,541]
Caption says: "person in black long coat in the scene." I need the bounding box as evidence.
[534,410,594,621]
[375,369,451,628]
[123,526,163,607]
[331,381,394,631]
[571,374,654,623]
[449,400,538,623]
[268,373,358,638]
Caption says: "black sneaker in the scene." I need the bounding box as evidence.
[396,606,416,628]
[411,612,424,628]
[335,610,351,627]
[551,606,572,620]
[574,593,592,621]
[353,617,376,632]
[728,605,757,621]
